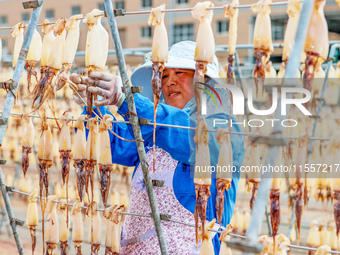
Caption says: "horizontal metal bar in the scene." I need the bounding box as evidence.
[0,111,332,141]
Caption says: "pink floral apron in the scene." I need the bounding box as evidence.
[120,146,198,255]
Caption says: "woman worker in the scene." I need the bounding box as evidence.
[70,41,245,254]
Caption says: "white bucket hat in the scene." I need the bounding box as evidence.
[131,41,220,103]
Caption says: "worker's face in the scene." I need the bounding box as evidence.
[161,68,195,109]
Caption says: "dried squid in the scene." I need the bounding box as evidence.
[279,0,302,78]
[59,199,71,255]
[11,22,24,69]
[148,3,168,172]
[55,14,83,92]
[37,106,53,249]
[21,114,35,177]
[72,200,84,255]
[98,115,114,206]
[40,20,55,80]
[219,224,233,255]
[85,118,99,202]
[251,0,273,96]
[215,129,232,227]
[31,18,66,111]
[86,202,102,255]
[45,195,59,255]
[73,115,87,201]
[295,133,309,244]
[303,0,329,94]
[109,205,125,255]
[59,111,73,185]
[315,245,331,255]
[83,9,109,116]
[223,0,239,84]
[192,1,215,119]
[103,206,116,255]
[328,130,340,246]
[194,118,211,246]
[26,29,42,92]
[270,147,283,253]
[26,188,39,255]
[247,138,261,211]
[199,218,216,254]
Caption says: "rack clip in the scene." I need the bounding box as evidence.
[6,186,14,192]
[0,159,6,165]
[143,179,165,187]
[0,118,8,126]
[250,135,287,146]
[139,118,151,125]
[22,0,43,9]
[114,9,126,16]
[0,81,16,90]
[10,218,24,227]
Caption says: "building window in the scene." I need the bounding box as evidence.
[46,9,54,19]
[71,6,81,15]
[141,26,151,39]
[2,39,6,48]
[176,0,188,4]
[98,3,105,10]
[0,16,7,25]
[115,1,124,9]
[272,20,285,40]
[142,0,152,8]
[216,20,229,34]
[22,13,29,22]
[174,23,194,43]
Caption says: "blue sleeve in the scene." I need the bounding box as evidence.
[82,106,139,167]
[118,93,191,164]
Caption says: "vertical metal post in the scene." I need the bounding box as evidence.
[0,168,24,255]
[244,1,315,253]
[103,0,168,254]
[0,2,44,255]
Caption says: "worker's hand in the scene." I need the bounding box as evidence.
[70,72,125,107]
[69,73,87,105]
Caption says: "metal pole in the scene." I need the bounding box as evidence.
[244,1,315,254]
[103,0,168,254]
[0,2,44,255]
[0,167,24,255]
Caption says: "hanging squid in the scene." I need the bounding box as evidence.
[72,200,84,255]
[295,133,309,244]
[26,188,39,255]
[199,218,216,254]
[59,111,73,185]
[215,129,233,227]
[26,29,42,92]
[31,18,66,111]
[83,9,109,116]
[21,114,35,177]
[303,0,329,95]
[37,106,53,249]
[86,202,102,255]
[219,224,233,255]
[251,0,273,97]
[73,115,87,201]
[223,0,239,85]
[103,206,116,255]
[248,137,261,211]
[59,199,71,255]
[55,14,83,92]
[11,22,25,69]
[44,195,59,255]
[192,1,215,119]
[194,118,211,246]
[110,205,125,255]
[148,3,168,173]
[85,117,99,202]
[270,147,283,254]
[98,115,114,206]
[40,20,55,82]
[279,0,302,78]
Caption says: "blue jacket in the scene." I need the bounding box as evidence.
[83,93,245,254]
